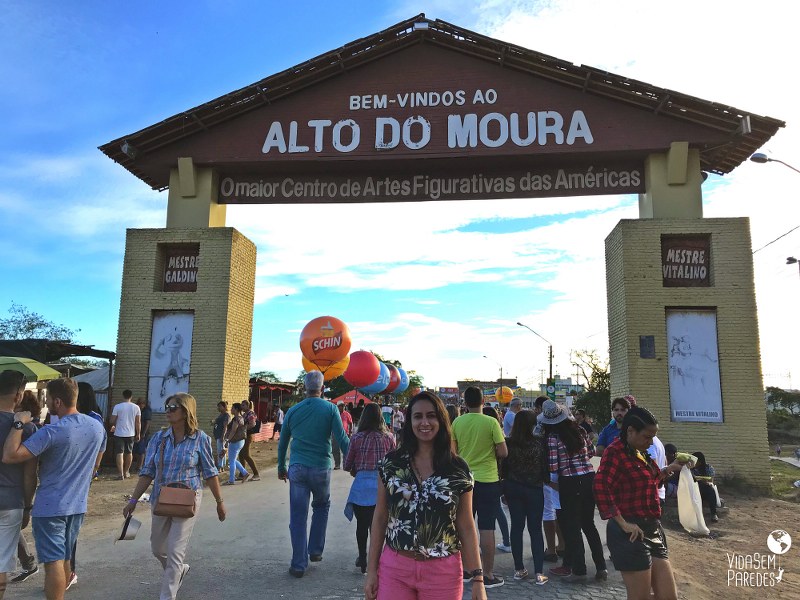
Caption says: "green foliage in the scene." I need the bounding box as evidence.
[0,303,77,341]
[770,460,800,501]
[767,408,796,431]
[250,370,280,382]
[572,349,610,425]
[574,390,610,428]
[766,386,800,415]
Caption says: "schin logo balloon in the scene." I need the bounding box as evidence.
[312,331,342,354]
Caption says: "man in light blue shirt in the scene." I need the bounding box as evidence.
[278,370,350,578]
[3,377,104,600]
[502,398,522,436]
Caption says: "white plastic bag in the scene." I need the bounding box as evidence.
[711,483,722,508]
[677,465,710,536]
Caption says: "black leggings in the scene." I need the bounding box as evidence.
[557,473,606,576]
[697,482,717,515]
[353,504,375,559]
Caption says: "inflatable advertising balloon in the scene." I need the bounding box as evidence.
[496,386,513,403]
[299,316,351,368]
[302,355,350,381]
[384,364,401,394]
[360,362,390,394]
[395,367,410,394]
[343,351,381,388]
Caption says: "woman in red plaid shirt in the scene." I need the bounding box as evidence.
[593,407,685,600]
[540,400,607,583]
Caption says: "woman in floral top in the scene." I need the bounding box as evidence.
[365,392,486,600]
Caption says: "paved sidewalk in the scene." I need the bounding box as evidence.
[10,467,626,599]
[770,455,800,468]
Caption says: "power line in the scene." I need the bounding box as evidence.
[752,224,800,254]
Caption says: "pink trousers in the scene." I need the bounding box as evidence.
[377,546,463,600]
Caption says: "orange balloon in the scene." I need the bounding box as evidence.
[302,355,350,381]
[299,316,352,368]
[496,386,513,403]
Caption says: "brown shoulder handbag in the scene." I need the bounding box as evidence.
[153,436,197,519]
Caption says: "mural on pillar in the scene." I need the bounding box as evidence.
[148,311,194,409]
[666,309,723,423]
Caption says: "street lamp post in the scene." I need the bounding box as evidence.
[750,153,800,175]
[516,322,553,382]
[788,256,799,277]
[483,355,503,382]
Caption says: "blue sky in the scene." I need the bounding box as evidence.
[2,1,798,390]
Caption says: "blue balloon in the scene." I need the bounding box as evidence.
[395,367,410,393]
[360,362,390,394]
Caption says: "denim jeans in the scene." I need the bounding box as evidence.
[215,438,227,470]
[227,439,247,483]
[503,479,545,573]
[288,464,331,572]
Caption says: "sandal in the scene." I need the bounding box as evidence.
[222,481,236,486]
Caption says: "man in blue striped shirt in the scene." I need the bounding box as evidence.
[278,370,350,578]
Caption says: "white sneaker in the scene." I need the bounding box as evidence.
[496,543,512,553]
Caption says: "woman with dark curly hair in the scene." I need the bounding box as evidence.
[594,406,685,600]
[365,392,486,600]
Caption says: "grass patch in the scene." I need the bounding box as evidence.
[770,459,800,500]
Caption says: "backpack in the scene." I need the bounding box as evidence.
[247,418,262,434]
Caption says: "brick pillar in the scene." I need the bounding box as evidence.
[114,227,256,433]
[605,218,769,489]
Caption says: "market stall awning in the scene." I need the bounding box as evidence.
[0,356,61,382]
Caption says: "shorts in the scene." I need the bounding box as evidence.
[472,481,501,530]
[133,434,150,455]
[0,509,23,573]
[273,423,282,433]
[543,485,560,521]
[606,517,668,572]
[114,435,135,454]
[32,514,85,564]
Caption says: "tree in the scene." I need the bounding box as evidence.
[250,370,280,382]
[767,386,800,416]
[0,303,78,341]
[572,349,611,426]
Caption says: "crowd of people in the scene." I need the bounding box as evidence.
[274,376,712,600]
[0,366,721,600]
[0,371,105,600]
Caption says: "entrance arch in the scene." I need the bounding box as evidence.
[100,15,783,488]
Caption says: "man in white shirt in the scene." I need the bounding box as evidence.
[391,404,404,442]
[110,389,141,480]
[271,406,284,440]
[502,398,522,436]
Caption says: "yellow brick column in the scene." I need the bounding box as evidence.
[114,159,256,433]
[605,218,769,489]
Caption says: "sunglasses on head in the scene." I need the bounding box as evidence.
[165,404,181,413]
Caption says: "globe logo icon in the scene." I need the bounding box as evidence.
[767,530,792,555]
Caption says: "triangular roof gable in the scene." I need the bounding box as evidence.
[100,15,783,190]
[331,390,373,405]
